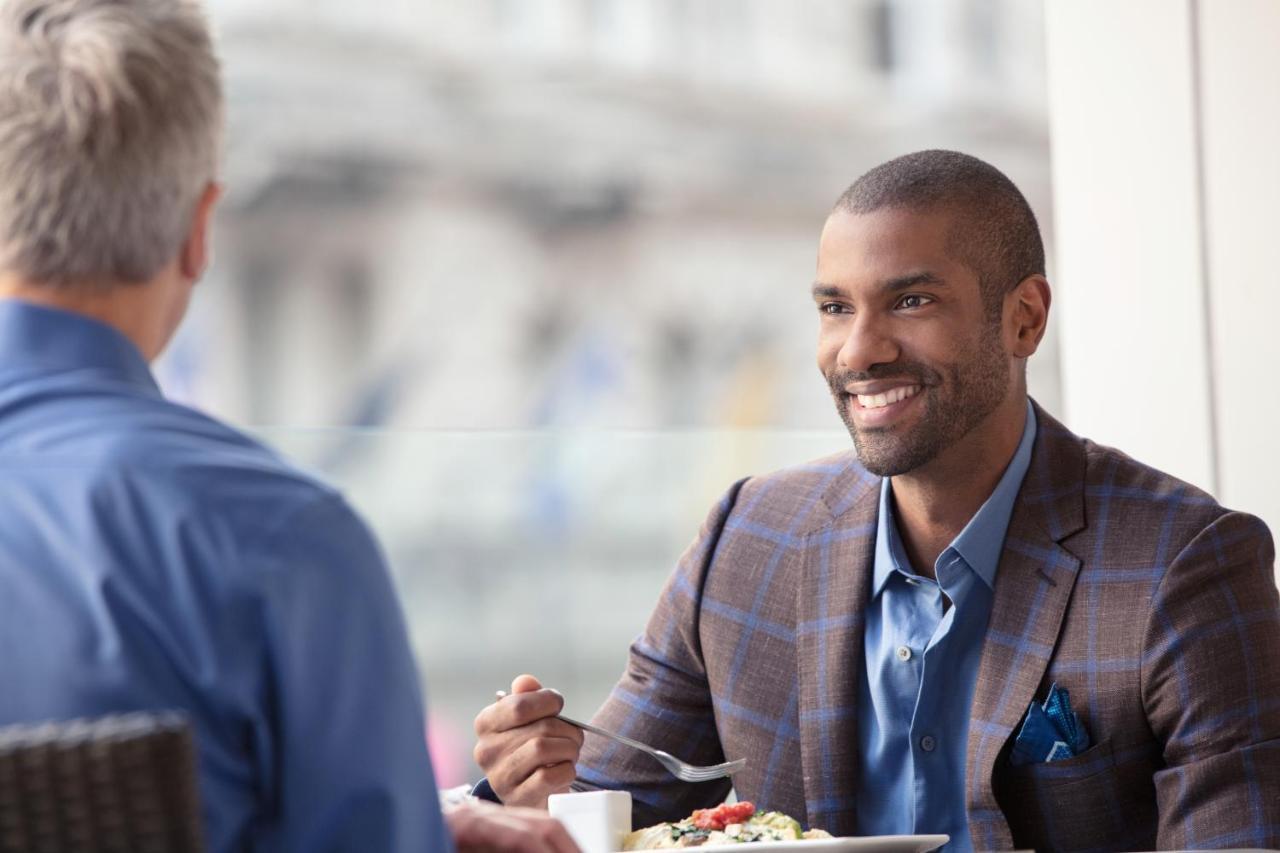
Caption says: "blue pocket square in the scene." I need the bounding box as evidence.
[1010,682,1091,766]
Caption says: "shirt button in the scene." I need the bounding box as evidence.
[920,735,937,753]
[895,645,913,662]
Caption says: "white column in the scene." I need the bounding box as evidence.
[1045,0,1280,549]
[1045,0,1214,492]
[1196,0,1280,546]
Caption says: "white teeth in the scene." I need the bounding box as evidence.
[856,385,920,410]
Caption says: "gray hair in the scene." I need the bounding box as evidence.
[0,0,222,286]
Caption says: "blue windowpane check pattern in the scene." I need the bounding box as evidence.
[0,301,451,853]
[856,401,1035,851]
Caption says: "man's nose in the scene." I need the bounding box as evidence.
[837,313,900,374]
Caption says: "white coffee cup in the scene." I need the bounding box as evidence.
[547,790,633,853]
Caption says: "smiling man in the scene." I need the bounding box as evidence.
[473,151,1280,851]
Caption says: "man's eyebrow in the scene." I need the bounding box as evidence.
[883,271,946,291]
[811,272,946,299]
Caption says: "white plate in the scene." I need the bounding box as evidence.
[681,836,949,853]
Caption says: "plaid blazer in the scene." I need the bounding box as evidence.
[575,402,1280,851]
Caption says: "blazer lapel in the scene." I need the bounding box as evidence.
[795,462,880,837]
[965,404,1086,851]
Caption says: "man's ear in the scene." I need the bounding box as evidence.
[1008,274,1051,358]
[179,181,223,281]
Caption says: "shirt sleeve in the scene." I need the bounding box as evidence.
[250,491,453,853]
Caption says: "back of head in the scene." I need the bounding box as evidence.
[835,149,1045,314]
[0,0,221,288]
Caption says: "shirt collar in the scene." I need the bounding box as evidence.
[873,399,1038,594]
[0,299,159,394]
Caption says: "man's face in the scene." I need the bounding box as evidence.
[814,207,1012,477]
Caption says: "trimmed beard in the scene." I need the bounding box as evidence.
[827,330,1010,477]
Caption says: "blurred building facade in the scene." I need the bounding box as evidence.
[164,0,1056,785]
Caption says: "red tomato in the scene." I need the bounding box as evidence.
[691,801,756,830]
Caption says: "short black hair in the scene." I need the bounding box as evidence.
[834,150,1045,314]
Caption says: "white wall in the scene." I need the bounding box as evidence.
[1046,0,1280,552]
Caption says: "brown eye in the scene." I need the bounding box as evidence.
[897,294,933,310]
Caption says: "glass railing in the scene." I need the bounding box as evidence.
[255,427,852,787]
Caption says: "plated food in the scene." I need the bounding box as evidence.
[622,802,832,849]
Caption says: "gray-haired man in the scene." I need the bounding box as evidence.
[0,1,574,851]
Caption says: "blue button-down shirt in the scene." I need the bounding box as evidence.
[0,301,451,853]
[856,401,1036,851]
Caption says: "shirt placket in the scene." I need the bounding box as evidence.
[908,550,969,836]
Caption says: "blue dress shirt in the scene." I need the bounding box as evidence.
[0,301,451,853]
[856,402,1036,851]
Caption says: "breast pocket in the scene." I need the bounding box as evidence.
[1017,735,1116,784]
[996,737,1156,853]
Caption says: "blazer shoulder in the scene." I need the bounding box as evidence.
[1082,439,1221,514]
[731,448,878,536]
[1076,437,1271,561]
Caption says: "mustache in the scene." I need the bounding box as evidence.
[826,363,941,392]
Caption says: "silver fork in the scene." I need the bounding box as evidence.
[495,691,746,782]
[558,712,746,783]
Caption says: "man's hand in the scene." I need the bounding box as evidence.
[446,800,580,853]
[473,674,586,808]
